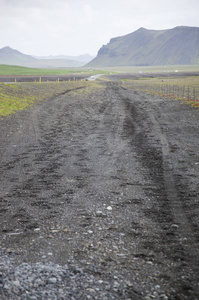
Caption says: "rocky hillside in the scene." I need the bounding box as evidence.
[88,26,199,67]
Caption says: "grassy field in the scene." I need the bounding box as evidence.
[0,63,108,116]
[0,81,97,116]
[1,65,199,117]
[122,75,199,108]
[0,65,109,76]
[1,64,199,76]
[101,65,199,74]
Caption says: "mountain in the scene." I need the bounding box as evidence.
[34,54,95,63]
[0,46,37,66]
[0,47,93,68]
[88,26,199,67]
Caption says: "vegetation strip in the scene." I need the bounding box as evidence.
[122,76,199,108]
[0,65,110,76]
[0,81,91,116]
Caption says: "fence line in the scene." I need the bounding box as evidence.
[152,83,199,101]
[129,81,199,105]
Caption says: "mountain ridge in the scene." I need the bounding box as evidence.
[33,54,94,63]
[0,47,94,68]
[88,26,199,67]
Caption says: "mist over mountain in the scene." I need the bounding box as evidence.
[88,26,199,67]
[0,46,37,66]
[0,47,94,68]
[34,54,95,63]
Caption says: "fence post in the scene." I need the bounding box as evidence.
[182,86,185,98]
[193,87,196,101]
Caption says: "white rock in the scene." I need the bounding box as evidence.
[34,228,41,232]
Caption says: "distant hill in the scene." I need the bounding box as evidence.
[0,47,94,68]
[0,46,37,66]
[88,26,199,67]
[34,54,95,63]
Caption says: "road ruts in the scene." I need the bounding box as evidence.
[0,80,198,299]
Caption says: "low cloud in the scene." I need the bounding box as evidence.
[0,0,199,56]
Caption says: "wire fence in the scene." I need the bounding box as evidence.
[151,83,199,101]
[126,80,199,107]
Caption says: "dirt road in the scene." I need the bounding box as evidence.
[0,78,199,299]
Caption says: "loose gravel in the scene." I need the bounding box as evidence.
[0,76,199,299]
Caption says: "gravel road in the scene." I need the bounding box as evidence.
[0,77,199,299]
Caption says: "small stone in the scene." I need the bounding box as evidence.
[171,224,179,229]
[35,279,43,286]
[160,295,168,300]
[96,210,103,215]
[34,228,41,232]
[4,284,9,290]
[114,281,120,287]
[98,280,103,284]
[29,297,37,300]
[28,276,35,283]
[155,285,161,290]
[96,211,107,217]
[50,229,59,233]
[7,232,22,236]
[13,280,20,287]
[119,233,125,236]
[48,277,57,284]
[86,288,95,293]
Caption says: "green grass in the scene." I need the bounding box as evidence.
[2,64,198,77]
[0,81,89,116]
[0,64,109,76]
[100,65,199,74]
[122,75,199,108]
[0,80,105,116]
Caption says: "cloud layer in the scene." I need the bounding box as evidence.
[0,0,199,56]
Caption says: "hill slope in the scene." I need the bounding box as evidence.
[0,46,37,66]
[88,26,199,67]
[0,47,91,68]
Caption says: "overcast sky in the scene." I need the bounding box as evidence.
[0,0,199,57]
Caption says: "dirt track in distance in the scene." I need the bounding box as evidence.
[0,77,199,299]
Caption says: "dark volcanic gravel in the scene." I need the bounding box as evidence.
[0,77,199,299]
